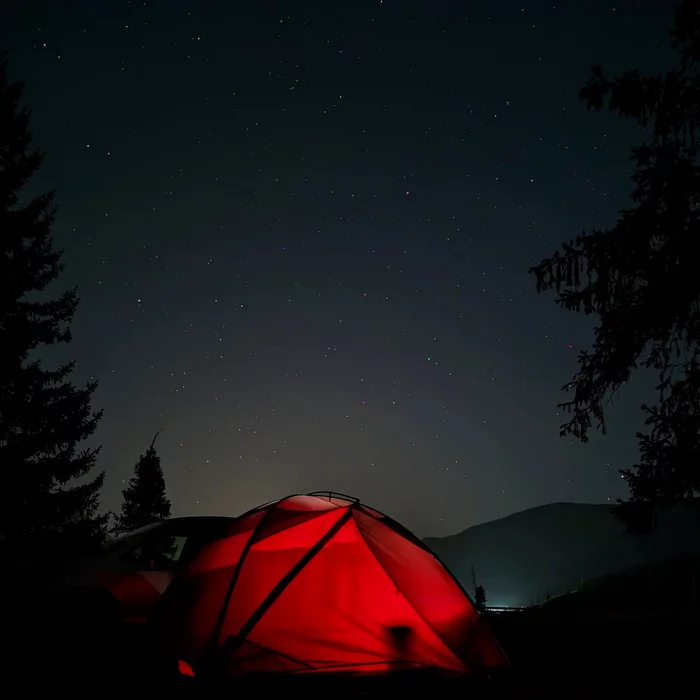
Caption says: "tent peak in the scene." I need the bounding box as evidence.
[306,490,361,504]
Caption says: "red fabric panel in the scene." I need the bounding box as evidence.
[221,509,346,642]
[277,495,339,511]
[228,639,310,673]
[254,507,351,550]
[96,570,162,619]
[178,659,195,677]
[251,505,336,544]
[240,518,465,673]
[225,508,267,535]
[146,566,232,661]
[153,524,258,660]
[353,510,506,668]
[358,504,385,519]
[181,568,234,657]
[188,528,254,575]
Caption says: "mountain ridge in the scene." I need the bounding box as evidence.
[424,501,700,608]
[430,501,610,540]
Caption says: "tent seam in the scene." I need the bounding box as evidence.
[236,639,315,670]
[350,508,473,672]
[225,507,354,653]
[205,498,284,657]
[381,511,509,669]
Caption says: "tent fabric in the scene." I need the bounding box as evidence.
[145,492,507,677]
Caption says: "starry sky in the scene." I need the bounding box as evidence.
[1,0,678,537]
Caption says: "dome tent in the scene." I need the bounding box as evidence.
[145,492,508,678]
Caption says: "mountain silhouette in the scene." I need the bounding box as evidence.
[424,502,700,608]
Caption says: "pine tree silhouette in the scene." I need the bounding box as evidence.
[0,53,106,558]
[471,565,488,612]
[529,1,700,529]
[474,584,487,613]
[114,430,171,535]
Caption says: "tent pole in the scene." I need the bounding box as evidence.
[202,506,277,665]
[221,507,354,658]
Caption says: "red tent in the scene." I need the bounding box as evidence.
[146,492,507,677]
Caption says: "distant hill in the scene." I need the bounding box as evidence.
[538,551,700,613]
[424,502,700,608]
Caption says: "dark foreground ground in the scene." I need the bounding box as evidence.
[489,609,697,697]
[1,563,696,699]
[1,608,695,698]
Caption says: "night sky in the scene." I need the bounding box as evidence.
[1,1,678,537]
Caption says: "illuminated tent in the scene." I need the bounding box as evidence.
[145,492,507,678]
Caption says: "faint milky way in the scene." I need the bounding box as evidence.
[1,1,673,537]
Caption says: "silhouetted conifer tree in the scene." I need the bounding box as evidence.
[474,584,487,613]
[0,53,106,558]
[471,565,488,612]
[113,430,171,534]
[529,1,700,531]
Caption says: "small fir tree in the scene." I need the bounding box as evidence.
[471,565,488,612]
[474,584,488,613]
[0,53,106,558]
[114,430,171,535]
